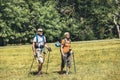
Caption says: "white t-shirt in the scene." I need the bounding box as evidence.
[33,35,46,47]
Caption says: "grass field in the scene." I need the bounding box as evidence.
[0,39,120,80]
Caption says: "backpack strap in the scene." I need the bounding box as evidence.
[35,34,38,42]
[35,34,45,42]
[42,35,45,42]
[41,35,46,51]
[63,39,71,47]
[64,39,66,47]
[62,39,66,47]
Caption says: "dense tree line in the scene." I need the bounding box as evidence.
[0,0,120,46]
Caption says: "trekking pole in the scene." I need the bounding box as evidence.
[46,51,50,74]
[28,57,35,76]
[72,52,76,74]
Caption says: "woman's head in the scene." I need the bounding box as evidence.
[64,32,70,39]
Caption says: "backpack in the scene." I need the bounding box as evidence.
[55,39,71,54]
[55,39,71,47]
[35,34,45,42]
[55,41,61,47]
[35,34,45,48]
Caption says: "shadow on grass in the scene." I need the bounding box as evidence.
[29,71,38,76]
[28,71,50,76]
[28,70,73,76]
[52,71,66,75]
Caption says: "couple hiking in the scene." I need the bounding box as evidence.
[31,28,75,76]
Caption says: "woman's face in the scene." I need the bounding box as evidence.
[66,33,70,39]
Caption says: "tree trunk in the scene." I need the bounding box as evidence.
[114,16,120,38]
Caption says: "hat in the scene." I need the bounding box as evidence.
[37,28,43,32]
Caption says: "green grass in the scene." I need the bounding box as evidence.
[0,39,120,80]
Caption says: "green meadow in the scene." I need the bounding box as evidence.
[0,39,120,80]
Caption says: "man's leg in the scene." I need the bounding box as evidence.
[36,49,44,76]
[38,62,43,75]
[37,57,44,75]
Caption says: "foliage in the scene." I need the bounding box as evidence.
[0,0,119,45]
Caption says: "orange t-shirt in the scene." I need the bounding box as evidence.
[61,39,71,53]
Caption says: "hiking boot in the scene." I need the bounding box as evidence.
[66,72,69,75]
[37,72,43,77]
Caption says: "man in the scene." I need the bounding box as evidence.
[32,28,51,76]
[60,32,72,75]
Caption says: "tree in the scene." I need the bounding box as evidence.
[0,0,119,46]
[113,0,120,38]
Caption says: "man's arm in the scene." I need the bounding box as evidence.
[45,43,52,52]
[32,42,36,55]
[44,36,51,51]
[44,43,48,48]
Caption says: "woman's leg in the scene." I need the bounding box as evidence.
[61,55,65,72]
[67,53,72,74]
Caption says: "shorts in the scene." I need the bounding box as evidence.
[61,52,72,68]
[36,48,45,63]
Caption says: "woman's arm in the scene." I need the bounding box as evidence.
[60,44,64,56]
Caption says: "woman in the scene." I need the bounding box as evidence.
[60,32,72,75]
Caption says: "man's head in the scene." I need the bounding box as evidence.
[37,28,43,36]
[64,32,70,39]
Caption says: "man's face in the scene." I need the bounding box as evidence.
[38,30,43,36]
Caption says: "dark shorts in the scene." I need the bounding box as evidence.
[61,52,72,68]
